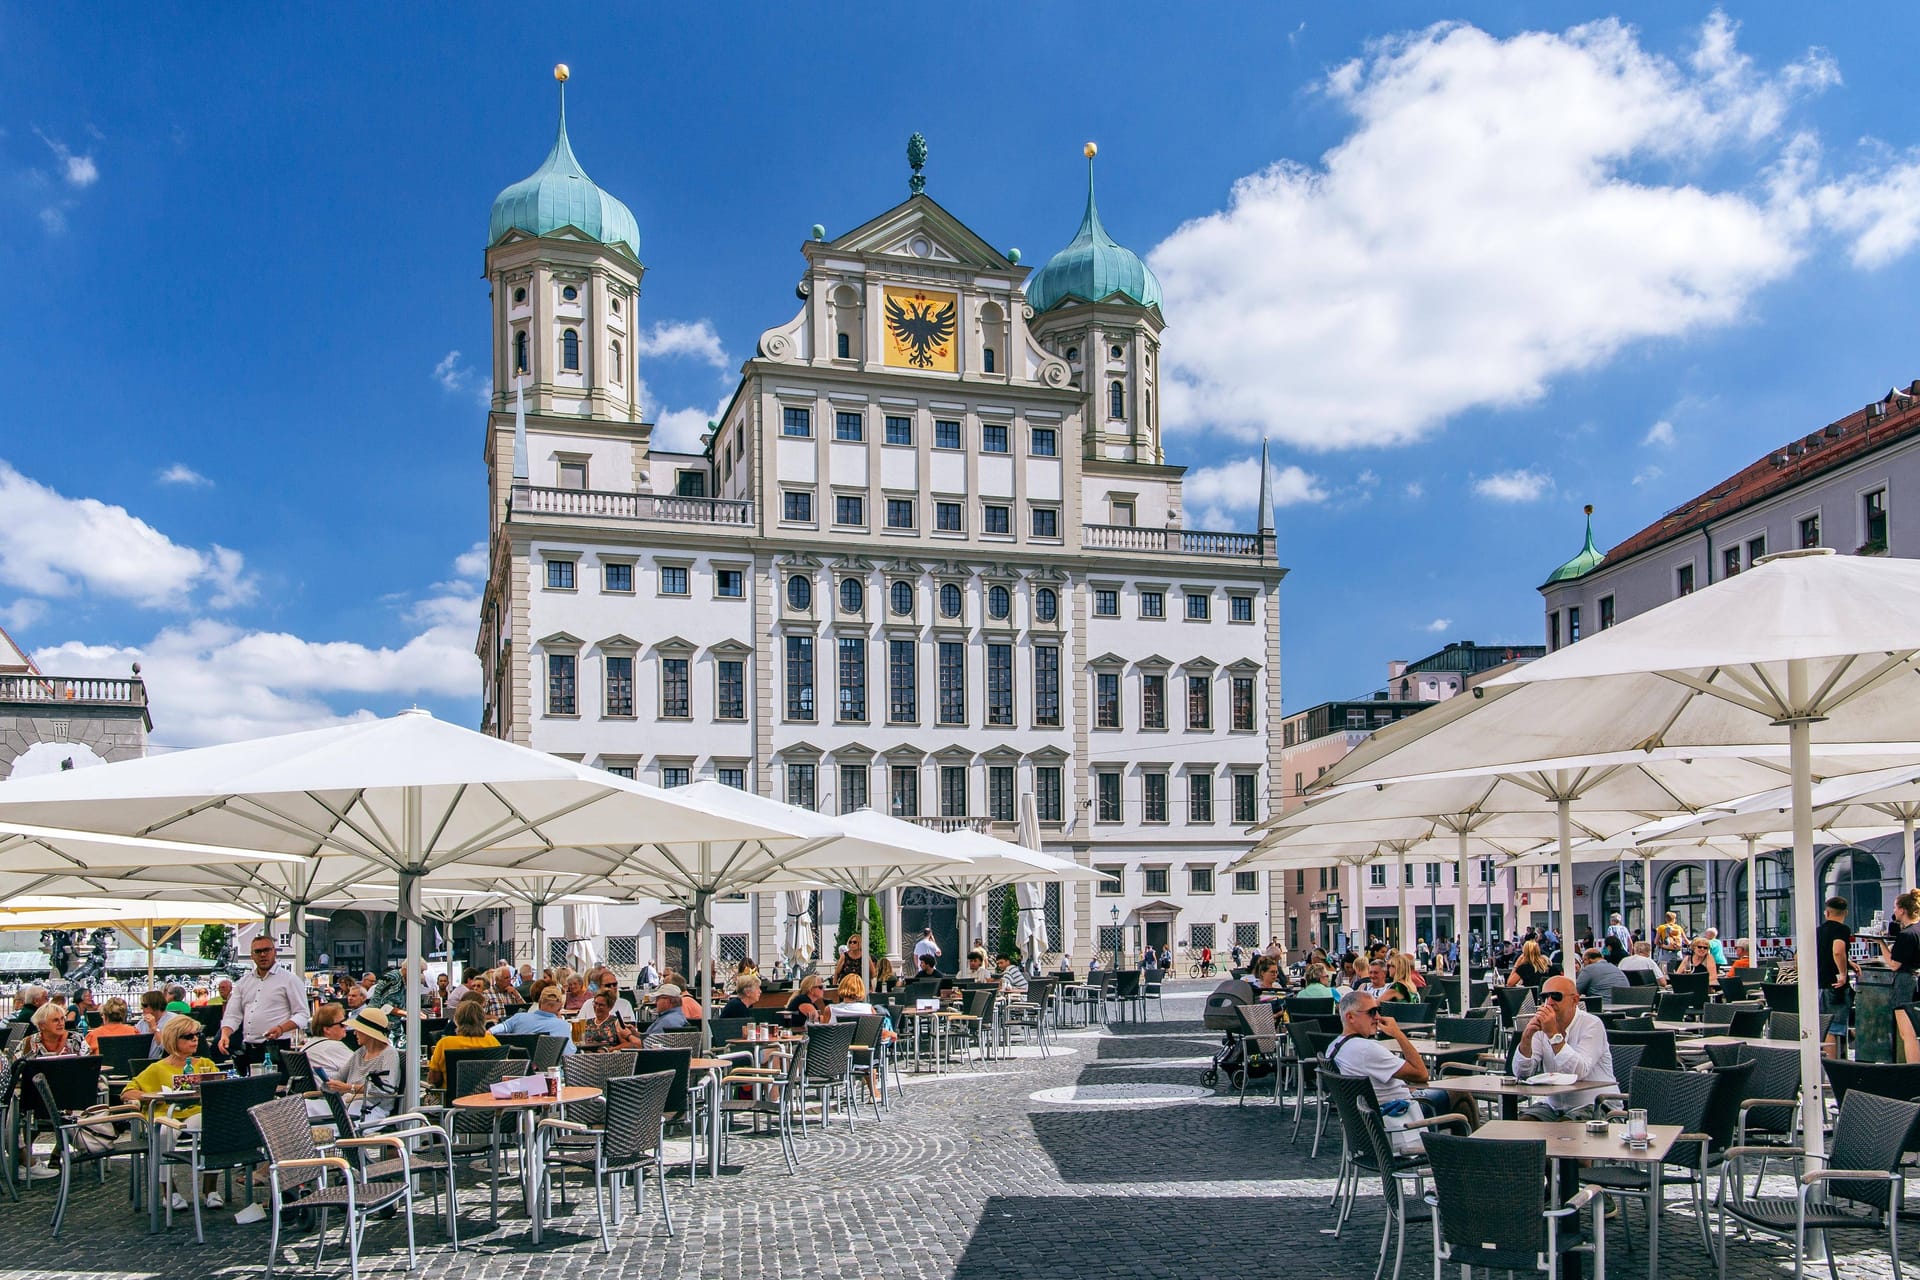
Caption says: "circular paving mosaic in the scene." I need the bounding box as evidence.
[1029,1081,1214,1107]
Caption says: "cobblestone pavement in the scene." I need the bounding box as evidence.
[0,986,1903,1280]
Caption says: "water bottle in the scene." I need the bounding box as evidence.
[262,1048,277,1077]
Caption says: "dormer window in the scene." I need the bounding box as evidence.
[562,329,580,371]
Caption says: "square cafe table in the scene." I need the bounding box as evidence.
[451,1083,600,1245]
[1473,1119,1681,1280]
[1438,1073,1618,1122]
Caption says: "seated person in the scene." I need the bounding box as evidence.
[1674,939,1719,985]
[489,986,579,1055]
[1573,947,1629,999]
[135,989,170,1043]
[993,954,1030,995]
[785,975,832,1024]
[1246,956,1284,995]
[1618,940,1667,986]
[1323,990,1476,1134]
[427,998,501,1087]
[84,996,140,1053]
[913,954,943,983]
[559,974,591,1014]
[963,950,994,983]
[1293,963,1338,1002]
[719,975,763,1020]
[577,986,642,1051]
[123,1015,220,1209]
[1513,975,1616,1121]
[326,1009,400,1123]
[304,1002,355,1078]
[642,985,693,1046]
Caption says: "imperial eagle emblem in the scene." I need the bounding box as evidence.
[884,293,957,368]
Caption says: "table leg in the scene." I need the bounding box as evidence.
[707,1069,721,1177]
[523,1109,541,1246]
[1647,1162,1659,1280]
[146,1115,162,1234]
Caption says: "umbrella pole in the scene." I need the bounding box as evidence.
[1906,817,1916,888]
[1641,853,1653,943]
[859,893,871,992]
[1396,849,1408,953]
[1745,837,1760,959]
[1787,659,1824,1168]
[401,787,423,1117]
[1557,798,1576,977]
[1456,830,1471,1013]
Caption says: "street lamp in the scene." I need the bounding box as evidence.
[1109,904,1122,972]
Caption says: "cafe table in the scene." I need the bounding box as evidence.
[1438,1074,1619,1122]
[451,1083,599,1245]
[687,1057,734,1176]
[131,1089,197,1234]
[1472,1119,1681,1280]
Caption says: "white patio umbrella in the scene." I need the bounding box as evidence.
[783,890,815,971]
[0,894,262,986]
[913,825,1103,964]
[1015,792,1050,965]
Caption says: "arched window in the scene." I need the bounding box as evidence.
[837,332,851,359]
[1822,848,1885,927]
[1034,587,1058,623]
[839,577,864,613]
[609,340,623,385]
[514,330,529,374]
[889,581,914,616]
[1734,855,1791,942]
[561,329,580,371]
[1663,864,1707,936]
[786,575,812,611]
[1594,868,1645,937]
[1109,380,1125,419]
[983,347,996,373]
[987,585,1010,619]
[939,583,963,618]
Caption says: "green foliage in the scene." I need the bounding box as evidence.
[866,896,887,956]
[837,893,859,949]
[997,890,1021,960]
[198,924,232,962]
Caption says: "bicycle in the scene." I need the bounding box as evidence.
[1188,959,1216,978]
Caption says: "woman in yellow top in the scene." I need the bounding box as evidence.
[121,1014,220,1212]
[426,998,500,1089]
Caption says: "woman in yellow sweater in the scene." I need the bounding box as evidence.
[426,997,500,1089]
[121,1015,220,1211]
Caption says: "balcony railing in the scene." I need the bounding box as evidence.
[0,674,147,708]
[906,816,993,834]
[1083,524,1265,557]
[512,484,754,527]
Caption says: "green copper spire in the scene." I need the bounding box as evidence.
[1544,505,1606,584]
[488,66,640,260]
[1027,142,1163,314]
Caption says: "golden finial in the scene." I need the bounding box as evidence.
[1584,504,1594,516]
[554,63,570,82]
[1083,141,1098,159]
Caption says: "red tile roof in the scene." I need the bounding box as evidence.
[1602,384,1920,565]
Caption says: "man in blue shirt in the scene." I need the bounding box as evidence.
[642,984,692,1047]
[488,986,577,1055]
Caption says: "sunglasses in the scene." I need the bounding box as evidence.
[1541,991,1568,1003]
[179,1032,200,1039]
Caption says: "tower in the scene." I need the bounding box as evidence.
[1026,143,1166,464]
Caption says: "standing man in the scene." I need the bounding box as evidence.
[913,927,942,972]
[1605,913,1633,954]
[219,936,309,1074]
[1653,912,1686,972]
[1818,897,1856,1058]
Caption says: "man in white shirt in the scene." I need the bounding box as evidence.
[913,928,942,969]
[218,937,310,1073]
[1323,990,1478,1130]
[1618,941,1666,987]
[1513,974,1616,1120]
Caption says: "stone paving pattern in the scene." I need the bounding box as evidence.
[0,986,1901,1279]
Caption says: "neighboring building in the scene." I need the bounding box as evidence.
[475,89,1284,974]
[1537,380,1920,945]
[0,626,150,780]
[1276,641,1544,956]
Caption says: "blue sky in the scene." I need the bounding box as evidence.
[6,5,1920,747]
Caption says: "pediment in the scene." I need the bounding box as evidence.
[826,195,1016,272]
[933,743,974,761]
[778,552,824,570]
[536,631,584,649]
[778,740,823,758]
[1027,745,1070,762]
[1227,658,1262,673]
[653,635,696,655]
[883,743,927,761]
[1088,652,1128,669]
[708,639,753,656]
[1136,653,1174,671]
[595,633,640,653]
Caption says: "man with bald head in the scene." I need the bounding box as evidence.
[1513,973,1615,1121]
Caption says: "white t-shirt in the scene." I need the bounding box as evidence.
[913,937,941,962]
[305,1037,354,1078]
[1324,1033,1413,1108]
[1618,953,1661,979]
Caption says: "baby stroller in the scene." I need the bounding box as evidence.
[1198,979,1258,1088]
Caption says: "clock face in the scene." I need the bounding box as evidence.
[882,287,958,371]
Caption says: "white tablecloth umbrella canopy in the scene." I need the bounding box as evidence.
[913,826,1103,964]
[1325,548,1920,1159]
[0,710,811,1111]
[0,894,263,987]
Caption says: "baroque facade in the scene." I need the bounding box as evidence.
[474,84,1284,972]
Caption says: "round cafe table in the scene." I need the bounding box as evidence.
[451,1084,599,1245]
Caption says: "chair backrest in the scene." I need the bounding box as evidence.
[1825,1092,1920,1211]
[1624,967,1657,987]
[1285,1024,1334,1084]
[1683,1059,1756,1161]
[1319,1072,1398,1180]
[528,1035,569,1071]
[849,1014,885,1051]
[14,1055,104,1119]
[1605,1029,1679,1072]
[277,1046,316,1095]
[963,987,997,1022]
[1669,970,1709,998]
[1493,986,1531,1025]
[1735,1042,1800,1137]
[196,1073,283,1162]
[1719,971,1748,1003]
[1759,981,1800,1013]
[1656,991,1704,1021]
[560,1049,637,1127]
[708,1018,750,1048]
[1766,1011,1800,1041]
[451,1057,528,1135]
[629,1048,692,1117]
[440,1043,510,1089]
[804,1021,857,1082]
[600,1070,675,1165]
[1235,1002,1279,1052]
[1610,984,1658,1007]
[1394,1001,1433,1025]
[1626,1066,1718,1152]
[1424,1133,1550,1271]
[1113,970,1142,998]
[1726,1007,1771,1039]
[1285,996,1336,1019]
[249,1094,329,1198]
[1608,1042,1644,1083]
[1607,1015,1656,1034]
[1434,1016,1496,1047]
[1822,1059,1920,1153]
[95,1033,155,1079]
[648,1030,701,1051]
[1699,1002,1737,1027]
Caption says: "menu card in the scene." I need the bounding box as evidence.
[488,1073,556,1100]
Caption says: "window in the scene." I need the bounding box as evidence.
[716,568,744,598]
[547,653,576,715]
[1140,590,1164,619]
[1234,870,1259,894]
[888,640,917,722]
[660,765,690,788]
[1548,611,1561,651]
[935,501,963,532]
[885,415,913,445]
[1144,772,1168,823]
[1866,488,1889,548]
[660,658,690,718]
[1185,592,1210,620]
[1036,766,1063,822]
[786,574,813,611]
[1231,676,1255,731]
[1035,587,1058,623]
[604,656,633,717]
[837,637,866,721]
[603,562,633,593]
[1095,672,1120,728]
[605,765,634,779]
[1109,380,1125,419]
[934,419,961,449]
[783,491,813,522]
[782,407,812,438]
[608,296,619,314]
[1187,675,1212,730]
[785,636,814,719]
[1190,866,1215,894]
[839,765,868,814]
[1567,605,1582,642]
[1032,427,1057,457]
[1369,864,1386,887]
[660,565,689,596]
[1096,772,1121,822]
[1232,772,1258,823]
[1066,347,1080,362]
[834,495,864,526]
[988,766,1015,821]
[717,766,746,790]
[939,583,963,618]
[1676,564,1695,597]
[1133,866,1165,896]
[1142,673,1166,729]
[983,584,1010,619]
[717,659,745,720]
[1598,595,1615,631]
[1480,858,1497,884]
[837,332,851,359]
[557,459,587,490]
[839,577,864,613]
[1031,508,1058,538]
[787,763,816,811]
[983,505,1010,535]
[1747,534,1767,565]
[546,558,575,590]
[886,498,915,530]
[1097,865,1123,896]
[513,330,528,373]
[889,765,920,818]
[561,328,579,370]
[1723,546,1742,578]
[940,766,968,817]
[1230,595,1254,623]
[1188,773,1213,822]
[986,644,1013,725]
[562,285,578,302]
[938,642,966,725]
[609,339,623,384]
[1800,514,1822,549]
[835,411,864,442]
[982,424,1009,453]
[1110,499,1136,526]
[513,286,528,304]
[1034,646,1060,726]
[677,470,708,499]
[1094,588,1119,617]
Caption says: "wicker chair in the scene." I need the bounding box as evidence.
[630,1048,703,1178]
[1582,1066,1717,1263]
[27,1073,144,1238]
[1285,1023,1337,1153]
[1321,1073,1468,1280]
[800,1022,861,1132]
[1610,984,1659,1007]
[248,1094,416,1280]
[1004,979,1052,1056]
[1603,1029,1680,1072]
[154,1072,280,1243]
[845,1014,890,1113]
[719,1035,808,1175]
[1424,1133,1606,1279]
[1716,1090,1920,1280]
[1233,1003,1284,1107]
[537,1070,676,1252]
[319,1087,459,1247]
[446,1057,526,1225]
[1657,991,1704,1022]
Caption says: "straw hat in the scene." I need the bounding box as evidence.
[348,1007,391,1045]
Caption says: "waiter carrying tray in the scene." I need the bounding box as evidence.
[218,936,308,1074]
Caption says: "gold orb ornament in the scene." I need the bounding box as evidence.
[554,63,570,82]
[1083,141,1097,159]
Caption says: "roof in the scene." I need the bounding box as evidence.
[1543,508,1606,586]
[488,91,640,261]
[1026,155,1162,314]
[0,623,36,673]
[1597,382,1920,570]
[1402,641,1547,676]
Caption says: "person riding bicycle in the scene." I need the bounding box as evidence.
[1199,945,1214,975]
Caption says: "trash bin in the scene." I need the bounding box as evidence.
[1854,967,1916,1063]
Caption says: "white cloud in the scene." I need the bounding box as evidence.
[1633,465,1664,486]
[1423,617,1453,633]
[1182,455,1326,529]
[156,463,211,488]
[1474,468,1554,502]
[636,320,730,369]
[432,350,492,409]
[0,460,254,609]
[1150,15,1913,452]
[1642,419,1676,447]
[36,130,98,188]
[1403,481,1426,499]
[452,540,488,580]
[0,599,48,632]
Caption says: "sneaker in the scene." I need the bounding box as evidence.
[204,1192,225,1210]
[24,1165,59,1180]
[169,1193,191,1212]
[233,1202,268,1225]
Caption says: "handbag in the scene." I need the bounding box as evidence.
[71,1105,122,1155]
